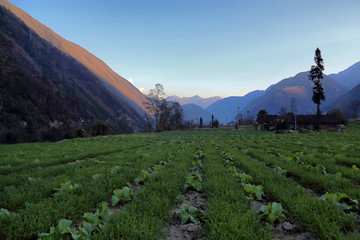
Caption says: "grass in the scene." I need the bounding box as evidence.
[0,127,359,239]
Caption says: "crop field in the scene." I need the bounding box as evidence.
[1,126,360,240]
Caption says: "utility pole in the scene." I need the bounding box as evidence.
[237,107,240,130]
[294,108,298,132]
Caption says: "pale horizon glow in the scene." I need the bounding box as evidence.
[8,0,360,98]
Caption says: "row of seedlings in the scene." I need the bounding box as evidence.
[0,139,160,213]
[0,135,148,175]
[203,143,273,239]
[263,138,360,183]
[215,144,310,239]
[238,144,360,213]
[230,138,360,197]
[93,143,196,239]
[163,144,207,239]
[234,141,360,227]
[0,141,181,240]
[219,143,358,239]
[0,135,158,196]
[263,133,360,167]
[37,143,188,240]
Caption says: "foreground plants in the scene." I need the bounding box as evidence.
[175,203,205,225]
[259,202,285,225]
[39,202,112,240]
[320,192,358,211]
[111,187,134,207]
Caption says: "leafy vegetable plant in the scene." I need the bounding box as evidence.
[0,208,16,219]
[92,174,103,180]
[54,181,79,195]
[243,184,264,200]
[110,165,121,174]
[111,187,134,206]
[320,193,358,211]
[134,169,152,184]
[38,219,75,240]
[81,202,112,234]
[259,202,285,225]
[191,160,203,170]
[272,165,288,175]
[175,204,205,225]
[152,164,164,172]
[314,164,327,175]
[233,172,253,184]
[184,172,202,191]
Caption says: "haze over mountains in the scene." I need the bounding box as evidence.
[167,95,221,109]
[179,63,360,124]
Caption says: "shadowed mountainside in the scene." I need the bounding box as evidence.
[182,104,212,124]
[329,61,360,90]
[323,83,360,118]
[206,90,268,123]
[0,0,148,114]
[0,6,146,143]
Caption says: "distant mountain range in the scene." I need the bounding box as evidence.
[182,104,212,124]
[206,88,272,123]
[167,95,222,109]
[330,61,360,90]
[324,83,360,118]
[0,2,146,143]
[181,65,360,122]
[242,72,348,116]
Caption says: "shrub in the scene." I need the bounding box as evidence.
[92,121,110,136]
[63,131,76,139]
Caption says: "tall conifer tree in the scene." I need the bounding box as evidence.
[309,48,325,130]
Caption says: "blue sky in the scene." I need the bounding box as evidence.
[9,0,360,98]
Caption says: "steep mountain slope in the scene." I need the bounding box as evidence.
[242,72,348,116]
[0,0,148,114]
[167,95,222,109]
[182,104,212,124]
[0,6,145,143]
[329,61,360,89]
[323,83,360,118]
[206,90,266,123]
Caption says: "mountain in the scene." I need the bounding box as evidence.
[206,89,268,123]
[182,104,212,124]
[323,83,360,118]
[0,0,147,114]
[329,61,360,89]
[242,72,348,116]
[167,95,222,109]
[0,5,146,143]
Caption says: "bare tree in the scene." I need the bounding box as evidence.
[143,83,165,131]
[143,84,184,131]
[279,106,288,116]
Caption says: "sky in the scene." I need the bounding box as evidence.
[8,0,360,98]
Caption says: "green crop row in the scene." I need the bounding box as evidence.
[93,144,197,239]
[219,143,357,239]
[0,140,184,239]
[203,143,273,239]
